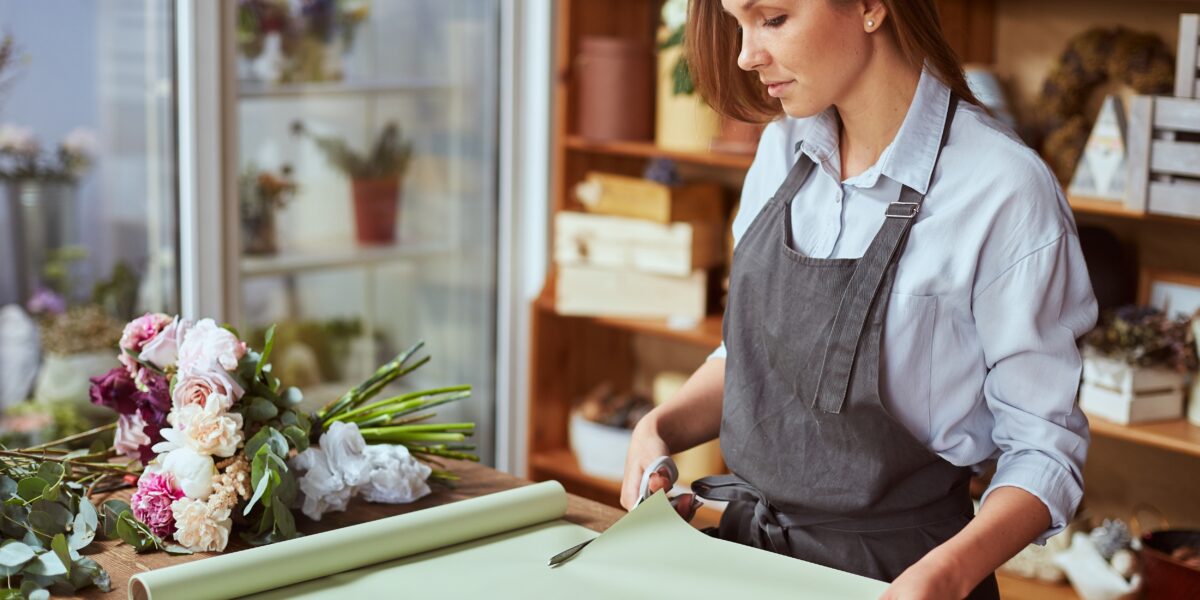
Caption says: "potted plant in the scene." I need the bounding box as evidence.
[654,0,719,152]
[239,163,297,255]
[292,120,413,245]
[1080,305,1198,425]
[237,0,370,84]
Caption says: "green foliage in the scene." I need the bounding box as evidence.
[658,26,694,96]
[241,427,299,545]
[0,462,112,595]
[291,120,413,181]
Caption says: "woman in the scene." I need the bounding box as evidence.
[619,1,1097,598]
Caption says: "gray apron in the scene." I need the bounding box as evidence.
[694,95,999,599]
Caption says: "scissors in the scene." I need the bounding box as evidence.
[547,456,688,568]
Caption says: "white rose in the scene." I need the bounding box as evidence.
[171,368,242,413]
[166,393,243,458]
[138,316,191,369]
[157,447,216,500]
[178,318,247,373]
[320,421,370,486]
[290,446,353,521]
[356,444,432,504]
[171,498,231,552]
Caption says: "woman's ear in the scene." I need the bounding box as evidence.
[860,0,888,32]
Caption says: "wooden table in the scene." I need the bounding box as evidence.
[70,460,1078,599]
[73,460,623,599]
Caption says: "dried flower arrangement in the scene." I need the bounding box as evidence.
[1083,305,1199,373]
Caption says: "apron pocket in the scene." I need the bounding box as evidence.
[879,292,937,443]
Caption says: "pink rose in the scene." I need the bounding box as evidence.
[171,369,243,414]
[178,319,247,373]
[139,317,192,370]
[131,469,185,539]
[119,313,172,386]
[114,413,152,461]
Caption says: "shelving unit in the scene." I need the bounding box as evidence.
[240,241,456,277]
[237,78,456,99]
[530,2,1197,598]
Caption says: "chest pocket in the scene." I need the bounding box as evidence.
[879,292,938,444]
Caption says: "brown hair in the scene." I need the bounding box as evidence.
[686,0,981,123]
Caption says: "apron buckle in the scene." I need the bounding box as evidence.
[885,201,921,219]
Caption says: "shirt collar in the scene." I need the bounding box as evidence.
[794,66,952,195]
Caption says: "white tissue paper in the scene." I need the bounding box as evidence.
[290,421,432,520]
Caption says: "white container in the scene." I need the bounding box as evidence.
[569,412,632,481]
[1080,355,1186,425]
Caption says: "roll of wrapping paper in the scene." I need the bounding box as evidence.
[128,481,569,600]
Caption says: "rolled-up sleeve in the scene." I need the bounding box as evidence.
[973,231,1098,544]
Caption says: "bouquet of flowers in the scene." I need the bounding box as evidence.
[89,313,476,553]
[0,124,96,182]
[1083,305,1199,373]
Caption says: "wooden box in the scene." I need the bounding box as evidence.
[1080,355,1186,425]
[1176,14,1199,99]
[573,171,725,224]
[555,265,707,322]
[1126,95,1200,218]
[554,211,724,277]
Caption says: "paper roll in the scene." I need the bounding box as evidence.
[129,481,569,600]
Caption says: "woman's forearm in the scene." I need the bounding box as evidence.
[641,357,726,454]
[926,486,1051,596]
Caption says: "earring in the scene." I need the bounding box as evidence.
[866,19,875,29]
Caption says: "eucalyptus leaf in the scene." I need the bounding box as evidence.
[27,589,49,600]
[50,534,71,577]
[0,541,34,568]
[0,476,16,498]
[34,463,63,486]
[77,498,98,532]
[23,550,66,577]
[100,499,130,539]
[68,514,96,551]
[0,588,22,600]
[272,499,296,538]
[18,581,41,600]
[283,387,304,407]
[247,398,279,422]
[244,427,272,460]
[16,478,46,502]
[282,425,309,453]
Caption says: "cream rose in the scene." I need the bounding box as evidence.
[171,498,232,552]
[163,394,243,458]
[171,368,243,413]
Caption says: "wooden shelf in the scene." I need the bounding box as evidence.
[1067,195,1146,218]
[565,135,755,170]
[1088,417,1200,458]
[996,573,1079,600]
[535,288,723,349]
[240,240,455,277]
[529,448,622,505]
[238,78,457,99]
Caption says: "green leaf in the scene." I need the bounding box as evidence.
[29,501,71,536]
[70,555,111,592]
[19,581,42,600]
[244,427,272,459]
[35,463,63,485]
[16,478,47,502]
[23,549,66,577]
[0,541,34,568]
[68,513,96,551]
[0,588,22,600]
[256,324,277,379]
[0,476,16,499]
[100,500,130,539]
[247,397,279,422]
[283,387,303,406]
[77,497,98,533]
[272,499,296,538]
[28,589,50,600]
[40,482,59,503]
[282,425,309,453]
[279,410,299,428]
[244,448,273,516]
[50,534,71,577]
[89,438,107,455]
[267,428,289,457]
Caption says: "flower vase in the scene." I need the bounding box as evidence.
[350,178,401,245]
[654,34,718,152]
[241,203,278,255]
[5,180,78,303]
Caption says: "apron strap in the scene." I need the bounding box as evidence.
[812,94,960,414]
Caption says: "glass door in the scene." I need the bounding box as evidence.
[0,1,178,439]
[227,1,500,463]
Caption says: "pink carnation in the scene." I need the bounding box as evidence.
[131,469,186,539]
[119,313,172,386]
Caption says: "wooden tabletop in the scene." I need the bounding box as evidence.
[72,460,624,599]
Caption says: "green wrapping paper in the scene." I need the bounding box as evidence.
[130,481,888,599]
[129,481,573,600]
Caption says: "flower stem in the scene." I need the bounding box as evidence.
[21,422,116,451]
[317,340,425,420]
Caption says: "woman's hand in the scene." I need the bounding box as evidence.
[879,551,967,600]
[619,415,672,511]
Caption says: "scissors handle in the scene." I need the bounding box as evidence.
[637,456,678,505]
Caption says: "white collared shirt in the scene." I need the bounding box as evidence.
[710,68,1098,543]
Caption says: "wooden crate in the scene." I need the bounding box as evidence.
[1126,95,1200,218]
[1176,14,1199,99]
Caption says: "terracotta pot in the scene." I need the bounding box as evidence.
[1141,530,1200,600]
[576,36,654,142]
[350,178,400,245]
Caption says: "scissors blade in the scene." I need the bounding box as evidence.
[547,538,594,568]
